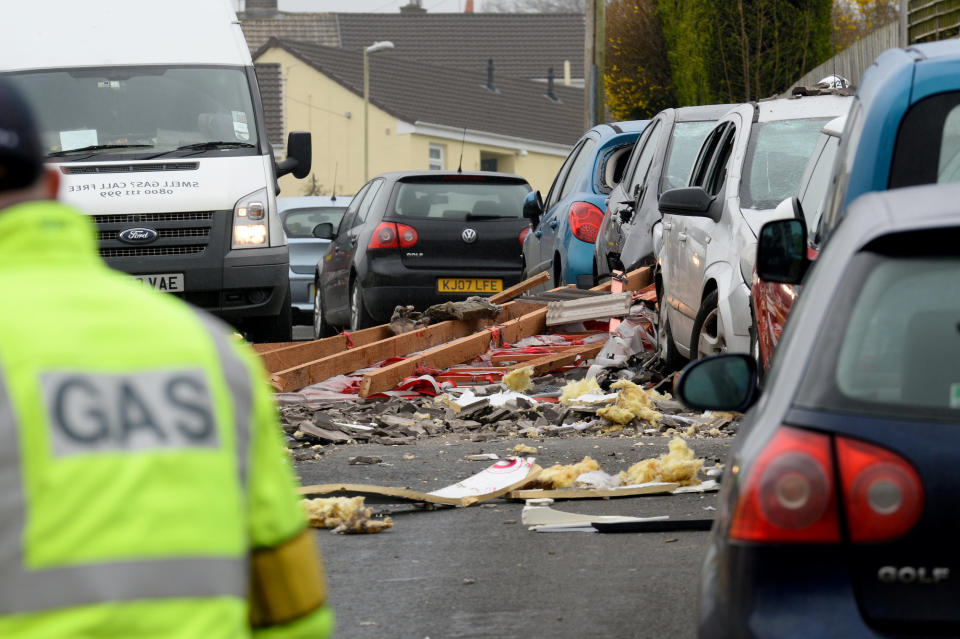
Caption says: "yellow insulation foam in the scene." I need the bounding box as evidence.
[503,366,534,392]
[619,437,703,486]
[597,379,665,425]
[301,497,393,534]
[513,444,538,455]
[559,378,603,405]
[523,456,600,489]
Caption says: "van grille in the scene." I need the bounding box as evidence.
[94,212,213,224]
[98,228,210,241]
[100,245,207,258]
[62,163,199,175]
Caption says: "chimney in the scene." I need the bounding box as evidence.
[486,58,497,92]
[545,67,558,102]
[244,0,278,14]
[465,0,474,12]
[399,0,427,14]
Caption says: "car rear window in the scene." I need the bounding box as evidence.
[741,118,831,210]
[282,207,346,238]
[392,180,530,220]
[662,121,715,192]
[796,230,960,422]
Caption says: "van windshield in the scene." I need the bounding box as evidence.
[4,66,260,160]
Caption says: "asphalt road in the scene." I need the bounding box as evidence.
[296,435,732,639]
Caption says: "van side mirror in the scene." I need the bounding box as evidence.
[658,187,716,220]
[757,218,809,284]
[313,222,335,239]
[523,190,544,225]
[276,131,312,179]
[676,354,758,412]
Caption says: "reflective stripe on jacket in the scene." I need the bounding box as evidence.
[0,201,333,638]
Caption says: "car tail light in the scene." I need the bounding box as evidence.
[397,223,418,247]
[519,227,531,245]
[569,202,604,243]
[836,438,923,542]
[730,427,841,543]
[368,222,398,249]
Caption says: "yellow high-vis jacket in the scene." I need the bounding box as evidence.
[0,200,333,638]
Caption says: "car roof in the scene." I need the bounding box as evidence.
[597,120,649,135]
[756,94,852,123]
[372,170,530,183]
[277,196,352,211]
[675,103,738,122]
[838,182,960,251]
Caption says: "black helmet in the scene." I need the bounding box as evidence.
[0,76,44,192]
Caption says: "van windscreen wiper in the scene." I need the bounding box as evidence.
[47,144,154,158]
[145,141,256,159]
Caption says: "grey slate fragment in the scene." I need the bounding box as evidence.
[348,456,383,465]
[299,423,352,444]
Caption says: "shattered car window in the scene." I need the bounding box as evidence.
[662,121,715,192]
[741,118,831,210]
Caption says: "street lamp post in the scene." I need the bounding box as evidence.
[364,41,394,181]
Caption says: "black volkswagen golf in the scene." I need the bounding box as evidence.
[312,171,532,336]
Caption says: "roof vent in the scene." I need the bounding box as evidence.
[545,67,559,103]
[485,59,498,93]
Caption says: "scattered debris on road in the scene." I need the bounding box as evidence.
[301,496,394,534]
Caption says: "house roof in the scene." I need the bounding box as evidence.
[258,38,585,147]
[335,13,584,80]
[254,63,285,149]
[239,12,584,80]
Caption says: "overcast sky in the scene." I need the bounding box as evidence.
[233,0,479,13]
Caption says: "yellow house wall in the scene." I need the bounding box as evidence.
[256,47,567,198]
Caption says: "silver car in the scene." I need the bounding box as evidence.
[278,196,351,325]
[656,93,851,368]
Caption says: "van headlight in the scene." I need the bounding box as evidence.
[232,188,269,248]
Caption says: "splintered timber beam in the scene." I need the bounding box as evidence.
[357,266,651,398]
[504,342,605,376]
[259,326,393,373]
[488,271,550,304]
[269,300,537,392]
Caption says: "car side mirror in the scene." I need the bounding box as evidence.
[276,131,312,179]
[757,218,809,284]
[523,190,544,225]
[658,187,716,220]
[676,354,758,412]
[313,222,335,239]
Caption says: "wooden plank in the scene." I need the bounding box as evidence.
[488,271,550,304]
[507,482,679,501]
[259,326,392,374]
[356,266,651,397]
[504,343,604,376]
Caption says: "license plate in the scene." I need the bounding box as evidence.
[436,278,503,294]
[132,273,184,292]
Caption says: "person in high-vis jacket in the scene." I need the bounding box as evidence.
[0,78,334,637]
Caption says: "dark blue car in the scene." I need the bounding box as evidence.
[821,39,960,245]
[677,182,960,637]
[522,121,647,286]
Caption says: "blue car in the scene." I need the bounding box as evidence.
[821,39,960,245]
[522,121,648,286]
[677,182,960,637]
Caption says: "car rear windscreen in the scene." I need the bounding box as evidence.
[282,207,346,238]
[797,231,960,421]
[392,181,529,220]
[741,118,831,210]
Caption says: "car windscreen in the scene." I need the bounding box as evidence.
[741,118,831,210]
[796,230,960,422]
[662,121,716,191]
[282,207,346,238]
[392,180,530,220]
[4,66,259,160]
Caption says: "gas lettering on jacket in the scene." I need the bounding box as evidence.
[42,369,218,456]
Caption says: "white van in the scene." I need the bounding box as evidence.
[1,0,311,342]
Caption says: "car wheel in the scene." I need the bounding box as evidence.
[691,290,725,359]
[313,285,335,339]
[349,278,376,331]
[656,283,685,372]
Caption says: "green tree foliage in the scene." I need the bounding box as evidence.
[605,0,675,119]
[657,0,713,106]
